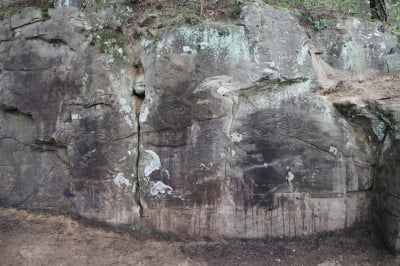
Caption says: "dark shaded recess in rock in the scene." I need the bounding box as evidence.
[242,166,281,210]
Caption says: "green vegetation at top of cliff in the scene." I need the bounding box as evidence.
[265,0,400,25]
[0,0,53,20]
[392,27,400,43]
[98,32,126,57]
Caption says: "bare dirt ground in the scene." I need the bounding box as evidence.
[0,207,399,266]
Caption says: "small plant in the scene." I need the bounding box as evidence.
[82,30,91,37]
[183,12,199,25]
[231,0,245,18]
[279,3,294,11]
[392,27,400,43]
[313,19,328,31]
[40,7,49,17]
[218,28,230,37]
[153,35,162,44]
[232,6,242,18]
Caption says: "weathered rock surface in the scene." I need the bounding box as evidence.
[326,75,400,251]
[0,8,140,223]
[1,0,400,247]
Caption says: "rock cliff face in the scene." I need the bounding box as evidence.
[1,0,400,249]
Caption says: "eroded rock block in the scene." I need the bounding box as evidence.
[0,8,140,222]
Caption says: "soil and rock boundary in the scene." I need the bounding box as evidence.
[0,207,399,266]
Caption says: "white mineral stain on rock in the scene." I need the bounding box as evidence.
[139,106,149,123]
[71,114,80,120]
[124,115,133,127]
[199,41,209,50]
[182,46,192,53]
[217,86,231,95]
[113,173,132,188]
[118,156,127,162]
[286,171,295,182]
[165,169,171,179]
[118,98,134,127]
[195,176,218,185]
[329,146,339,157]
[141,39,152,48]
[150,181,172,196]
[231,132,243,142]
[55,0,71,7]
[261,68,281,80]
[144,150,161,177]
[119,98,127,105]
[297,44,309,66]
[119,98,132,113]
[383,135,392,153]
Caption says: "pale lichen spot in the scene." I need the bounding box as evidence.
[113,173,132,188]
[150,181,172,196]
[71,113,80,120]
[297,44,310,66]
[199,41,210,50]
[124,115,133,127]
[118,156,127,162]
[182,46,192,53]
[329,146,339,157]
[217,86,232,95]
[165,169,171,179]
[144,150,161,177]
[231,132,243,142]
[119,98,132,113]
[286,171,295,182]
[139,106,149,123]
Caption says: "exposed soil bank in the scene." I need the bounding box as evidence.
[0,207,398,266]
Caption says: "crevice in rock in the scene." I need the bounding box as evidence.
[25,36,75,51]
[0,136,18,142]
[284,134,373,167]
[106,133,136,142]
[134,95,144,218]
[235,78,310,97]
[65,100,114,109]
[10,20,44,31]
[83,102,112,108]
[283,135,334,157]
[4,67,53,72]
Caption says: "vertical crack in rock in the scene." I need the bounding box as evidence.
[134,95,144,217]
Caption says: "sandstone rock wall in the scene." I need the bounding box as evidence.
[0,8,140,224]
[1,0,400,246]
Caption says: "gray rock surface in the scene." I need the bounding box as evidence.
[312,18,398,74]
[0,8,140,223]
[1,0,400,246]
[327,77,400,252]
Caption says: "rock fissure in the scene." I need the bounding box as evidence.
[24,36,72,50]
[283,135,335,157]
[135,96,144,218]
